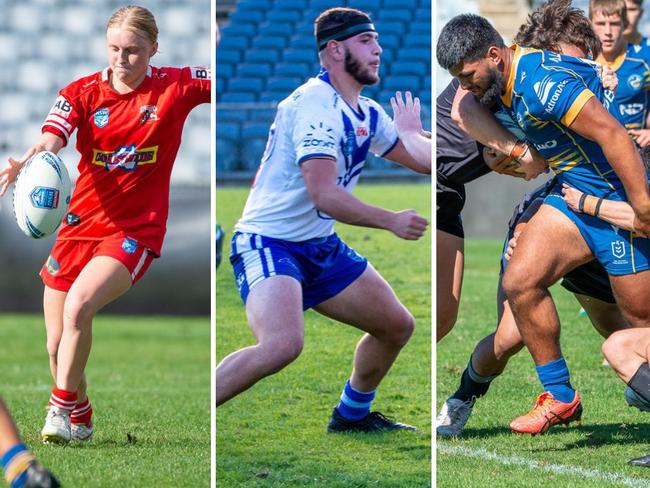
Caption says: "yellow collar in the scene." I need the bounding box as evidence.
[500,44,521,108]
[596,48,627,71]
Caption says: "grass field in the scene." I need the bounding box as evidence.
[0,314,210,487]
[217,183,432,487]
[437,240,650,488]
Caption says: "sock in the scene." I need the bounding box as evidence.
[48,387,77,413]
[1,444,35,488]
[625,386,650,412]
[335,380,376,421]
[535,357,575,403]
[451,356,498,402]
[71,397,93,427]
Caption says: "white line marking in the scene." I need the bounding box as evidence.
[438,443,649,488]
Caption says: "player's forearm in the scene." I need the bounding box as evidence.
[580,194,636,231]
[451,87,518,155]
[312,186,396,231]
[34,132,65,155]
[398,133,432,169]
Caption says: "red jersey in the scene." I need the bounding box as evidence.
[42,65,210,256]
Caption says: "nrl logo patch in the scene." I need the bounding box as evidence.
[94,108,109,128]
[611,239,626,259]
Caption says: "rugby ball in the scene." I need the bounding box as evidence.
[13,151,71,238]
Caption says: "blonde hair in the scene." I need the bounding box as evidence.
[589,0,629,26]
[107,5,158,45]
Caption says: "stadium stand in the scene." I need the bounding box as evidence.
[217,0,432,180]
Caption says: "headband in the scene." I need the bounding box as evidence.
[317,20,376,51]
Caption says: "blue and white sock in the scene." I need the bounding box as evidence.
[335,380,376,421]
[536,357,575,403]
[1,443,35,488]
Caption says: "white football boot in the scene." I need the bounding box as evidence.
[41,406,71,444]
[71,422,93,442]
[436,397,474,437]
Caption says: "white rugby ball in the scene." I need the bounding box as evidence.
[13,151,71,239]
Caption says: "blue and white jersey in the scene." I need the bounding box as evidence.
[235,69,398,241]
[499,45,627,197]
[601,42,650,133]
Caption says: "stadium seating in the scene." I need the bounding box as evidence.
[217,0,432,177]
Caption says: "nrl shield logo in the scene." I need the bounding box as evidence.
[611,240,626,259]
[94,108,109,128]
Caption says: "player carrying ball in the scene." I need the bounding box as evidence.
[0,5,209,444]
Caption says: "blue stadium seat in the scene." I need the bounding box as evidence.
[410,22,431,35]
[259,91,290,103]
[242,140,268,170]
[287,35,317,51]
[398,47,428,62]
[216,49,241,64]
[252,35,289,50]
[385,0,418,7]
[222,22,257,38]
[275,0,310,10]
[216,78,225,93]
[267,11,301,23]
[348,0,381,12]
[237,63,273,79]
[218,35,249,52]
[309,0,345,11]
[230,9,265,24]
[378,9,412,24]
[217,108,248,124]
[391,61,427,77]
[215,61,234,79]
[217,122,240,142]
[221,92,257,103]
[243,123,271,140]
[246,49,281,64]
[236,0,273,11]
[266,77,300,94]
[249,109,277,125]
[384,75,420,92]
[415,8,432,22]
[293,23,315,37]
[378,34,400,52]
[216,138,239,172]
[275,62,311,79]
[258,22,295,38]
[229,77,264,93]
[283,49,315,64]
[404,33,431,48]
[375,21,404,36]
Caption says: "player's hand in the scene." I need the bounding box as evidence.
[561,183,585,212]
[633,211,650,238]
[390,209,429,240]
[504,230,521,261]
[516,145,549,181]
[391,91,422,137]
[0,146,39,197]
[600,65,618,93]
[629,129,650,148]
[483,147,525,178]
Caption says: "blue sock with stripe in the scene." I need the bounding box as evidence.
[1,443,35,488]
[335,380,376,421]
[535,357,575,403]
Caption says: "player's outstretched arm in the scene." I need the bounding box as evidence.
[568,97,650,236]
[451,87,548,181]
[388,91,432,171]
[301,157,429,240]
[0,132,64,196]
[562,184,636,231]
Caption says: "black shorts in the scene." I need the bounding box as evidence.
[437,171,466,238]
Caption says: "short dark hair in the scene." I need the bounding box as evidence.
[314,8,372,40]
[515,0,602,59]
[437,14,505,70]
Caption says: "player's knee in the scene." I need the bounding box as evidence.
[386,309,415,348]
[493,330,523,361]
[437,304,458,340]
[46,337,60,359]
[63,295,95,330]
[601,330,630,366]
[262,335,304,371]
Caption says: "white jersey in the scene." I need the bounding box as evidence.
[235,70,399,241]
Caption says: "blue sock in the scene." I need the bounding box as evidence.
[335,380,376,421]
[1,443,34,488]
[625,386,650,412]
[535,357,575,403]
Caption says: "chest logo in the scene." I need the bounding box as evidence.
[140,105,158,123]
[92,145,159,171]
[94,108,109,128]
[628,74,643,90]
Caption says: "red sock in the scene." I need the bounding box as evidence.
[71,398,93,427]
[49,387,77,412]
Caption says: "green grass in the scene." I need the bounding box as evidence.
[0,314,210,487]
[437,240,650,488]
[217,183,432,487]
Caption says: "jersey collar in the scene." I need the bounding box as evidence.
[101,65,152,82]
[500,44,520,108]
[317,68,366,121]
[597,49,626,71]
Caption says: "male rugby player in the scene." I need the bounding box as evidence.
[216,8,430,433]
[590,0,650,147]
[623,0,646,45]
[438,13,650,435]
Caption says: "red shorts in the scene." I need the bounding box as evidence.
[40,235,155,292]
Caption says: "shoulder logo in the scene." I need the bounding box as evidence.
[533,77,556,105]
[520,71,527,83]
[93,108,109,128]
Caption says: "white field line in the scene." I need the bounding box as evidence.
[438,443,649,488]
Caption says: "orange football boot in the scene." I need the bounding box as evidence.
[510,391,582,435]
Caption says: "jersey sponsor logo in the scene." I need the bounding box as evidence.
[547,52,562,63]
[93,108,109,128]
[139,105,158,123]
[619,103,644,116]
[190,67,210,80]
[356,126,368,136]
[92,145,159,171]
[533,139,558,150]
[122,237,138,254]
[544,80,569,114]
[628,73,643,90]
[533,76,556,105]
[611,239,626,259]
[302,123,337,150]
[50,96,72,119]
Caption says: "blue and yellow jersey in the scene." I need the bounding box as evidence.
[599,43,650,134]
[499,45,623,196]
